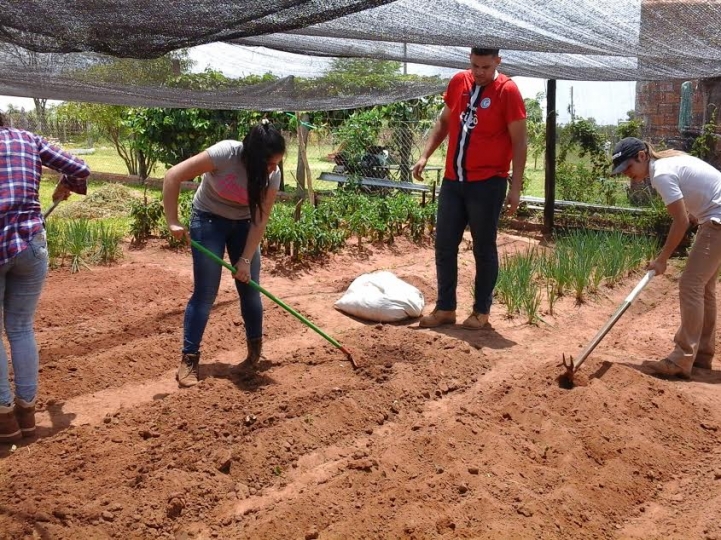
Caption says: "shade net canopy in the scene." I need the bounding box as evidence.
[1,0,720,110]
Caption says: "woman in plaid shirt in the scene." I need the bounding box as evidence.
[0,112,89,443]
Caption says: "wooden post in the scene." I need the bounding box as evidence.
[296,112,314,203]
[544,80,557,235]
[295,112,309,191]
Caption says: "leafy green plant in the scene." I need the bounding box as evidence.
[161,190,194,248]
[130,190,164,244]
[691,107,718,162]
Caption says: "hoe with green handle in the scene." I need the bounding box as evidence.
[190,239,358,369]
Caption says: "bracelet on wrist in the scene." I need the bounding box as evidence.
[240,256,251,265]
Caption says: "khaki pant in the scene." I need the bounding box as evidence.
[668,220,721,369]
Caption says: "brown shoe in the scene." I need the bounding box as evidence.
[694,356,713,370]
[231,338,263,376]
[14,397,36,438]
[176,353,200,388]
[0,404,22,444]
[461,312,490,329]
[642,358,692,379]
[419,309,456,328]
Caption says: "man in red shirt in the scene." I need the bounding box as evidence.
[413,48,527,329]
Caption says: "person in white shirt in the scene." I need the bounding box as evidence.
[612,137,721,378]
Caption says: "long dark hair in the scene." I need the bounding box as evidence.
[240,120,286,223]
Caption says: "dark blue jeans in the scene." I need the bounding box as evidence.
[435,177,507,314]
[183,209,262,355]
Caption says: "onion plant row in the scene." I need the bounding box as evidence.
[494,230,659,324]
[45,218,124,272]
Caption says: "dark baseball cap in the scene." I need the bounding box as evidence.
[611,137,646,175]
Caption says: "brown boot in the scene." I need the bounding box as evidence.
[642,358,693,379]
[176,353,200,388]
[461,312,490,329]
[14,397,36,438]
[694,355,713,370]
[419,309,456,328]
[232,338,263,375]
[0,404,22,444]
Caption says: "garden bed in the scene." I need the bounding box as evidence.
[2,233,721,539]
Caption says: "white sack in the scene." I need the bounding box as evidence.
[334,271,425,322]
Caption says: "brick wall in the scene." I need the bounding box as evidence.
[636,79,720,162]
[636,80,705,146]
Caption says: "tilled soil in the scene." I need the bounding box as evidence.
[2,234,721,540]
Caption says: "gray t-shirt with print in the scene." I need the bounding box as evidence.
[193,140,281,220]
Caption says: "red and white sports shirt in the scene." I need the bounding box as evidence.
[443,70,526,182]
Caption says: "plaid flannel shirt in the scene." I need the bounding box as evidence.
[0,128,90,265]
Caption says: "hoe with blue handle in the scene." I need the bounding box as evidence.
[190,239,358,370]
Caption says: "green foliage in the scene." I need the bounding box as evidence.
[160,191,195,248]
[524,92,546,169]
[495,248,542,324]
[616,115,644,140]
[495,231,659,322]
[167,68,278,91]
[65,219,95,273]
[690,107,718,162]
[335,109,385,172]
[129,191,165,244]
[74,51,193,86]
[56,102,156,177]
[263,192,436,260]
[556,116,614,204]
[127,107,241,170]
[297,58,443,97]
[93,222,124,265]
[555,162,597,203]
[568,118,605,159]
[524,94,544,124]
[45,218,126,272]
[126,72,293,170]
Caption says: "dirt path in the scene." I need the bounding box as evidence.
[2,234,721,540]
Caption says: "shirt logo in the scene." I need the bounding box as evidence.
[460,109,478,129]
[480,97,491,109]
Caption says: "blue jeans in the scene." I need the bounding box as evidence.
[435,177,507,314]
[183,209,262,355]
[0,232,49,405]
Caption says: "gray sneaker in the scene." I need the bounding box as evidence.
[176,353,200,388]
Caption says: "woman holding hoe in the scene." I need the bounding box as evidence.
[0,112,90,442]
[163,120,286,388]
[612,137,721,379]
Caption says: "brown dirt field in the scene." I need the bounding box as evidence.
[2,232,721,540]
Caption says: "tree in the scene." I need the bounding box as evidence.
[56,102,157,178]
[126,71,290,173]
[525,93,546,169]
[75,50,194,86]
[616,110,644,140]
[524,94,544,124]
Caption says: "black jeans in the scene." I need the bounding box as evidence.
[434,177,507,314]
